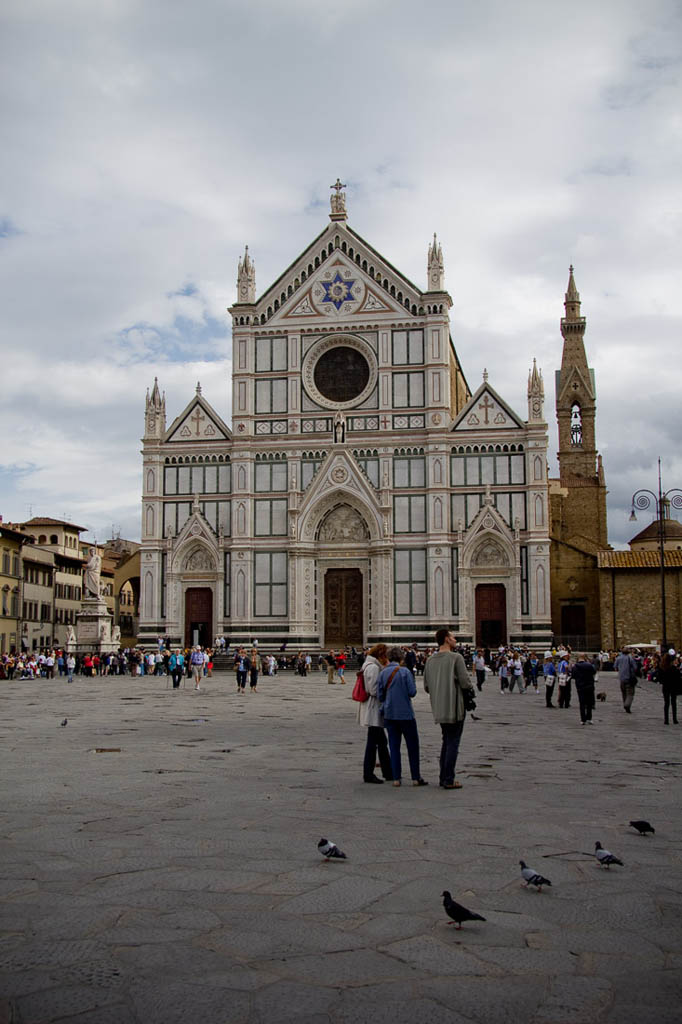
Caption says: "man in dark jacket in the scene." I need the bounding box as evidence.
[570,653,596,724]
[614,648,638,712]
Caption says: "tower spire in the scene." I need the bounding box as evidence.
[527,358,544,421]
[427,232,444,290]
[237,245,256,303]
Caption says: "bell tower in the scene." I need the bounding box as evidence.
[555,267,598,479]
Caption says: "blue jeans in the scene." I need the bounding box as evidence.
[385,719,421,782]
[439,720,465,785]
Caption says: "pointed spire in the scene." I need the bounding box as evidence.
[196,381,202,396]
[483,367,489,384]
[564,264,581,320]
[237,245,256,303]
[427,232,445,290]
[528,359,545,421]
[145,377,166,436]
[150,376,162,408]
[329,178,347,221]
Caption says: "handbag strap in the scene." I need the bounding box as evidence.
[384,666,400,694]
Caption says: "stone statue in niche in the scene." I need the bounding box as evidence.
[333,411,345,444]
[84,552,102,598]
[472,539,508,568]
[318,505,369,542]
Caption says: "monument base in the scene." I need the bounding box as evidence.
[76,599,118,653]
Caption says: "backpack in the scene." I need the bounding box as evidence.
[352,669,369,702]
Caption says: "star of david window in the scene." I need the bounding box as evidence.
[321,271,356,310]
[313,347,370,403]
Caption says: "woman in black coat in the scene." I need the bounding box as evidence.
[658,652,680,725]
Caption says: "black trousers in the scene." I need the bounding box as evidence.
[578,685,595,722]
[363,726,392,780]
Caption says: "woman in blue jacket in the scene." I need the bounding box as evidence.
[377,647,427,787]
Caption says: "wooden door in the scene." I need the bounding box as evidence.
[475,584,507,648]
[324,569,363,646]
[185,588,212,648]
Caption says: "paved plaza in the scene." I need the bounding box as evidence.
[1,667,681,1023]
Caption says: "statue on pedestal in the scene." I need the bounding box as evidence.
[84,552,102,599]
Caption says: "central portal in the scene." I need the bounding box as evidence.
[184,587,212,648]
[324,569,363,647]
[475,583,507,648]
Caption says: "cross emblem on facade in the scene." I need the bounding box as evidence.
[380,415,390,429]
[478,395,494,424]
[191,408,206,436]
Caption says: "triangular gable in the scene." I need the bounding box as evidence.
[465,499,514,543]
[165,394,232,444]
[269,253,420,325]
[452,382,524,432]
[174,505,219,546]
[299,449,381,514]
[555,366,595,404]
[255,221,424,325]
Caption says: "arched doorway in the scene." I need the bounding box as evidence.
[324,569,363,646]
[475,584,507,647]
[185,588,212,648]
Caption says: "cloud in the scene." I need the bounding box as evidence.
[0,0,680,549]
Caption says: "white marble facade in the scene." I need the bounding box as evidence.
[139,188,552,650]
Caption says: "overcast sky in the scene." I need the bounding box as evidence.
[1,0,680,548]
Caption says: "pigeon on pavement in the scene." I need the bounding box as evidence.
[60,718,68,727]
[318,837,347,860]
[519,860,552,891]
[629,820,655,836]
[595,842,624,868]
[442,890,486,929]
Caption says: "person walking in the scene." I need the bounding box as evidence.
[357,643,393,784]
[336,649,347,684]
[170,649,184,689]
[658,650,680,725]
[377,647,427,787]
[326,650,337,684]
[571,653,596,724]
[234,647,249,692]
[423,628,475,789]
[189,647,204,690]
[509,652,525,693]
[543,656,557,707]
[66,654,75,684]
[614,647,638,713]
[249,647,261,691]
[473,649,486,691]
[557,653,571,708]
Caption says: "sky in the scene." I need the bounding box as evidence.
[1,0,680,548]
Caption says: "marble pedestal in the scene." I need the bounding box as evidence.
[76,599,116,653]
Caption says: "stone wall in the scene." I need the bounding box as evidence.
[599,566,682,651]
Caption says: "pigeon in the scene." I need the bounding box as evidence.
[629,820,655,836]
[60,718,68,727]
[519,860,552,891]
[318,837,346,860]
[595,841,624,868]
[442,890,486,929]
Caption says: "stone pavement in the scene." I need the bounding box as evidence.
[0,668,680,1024]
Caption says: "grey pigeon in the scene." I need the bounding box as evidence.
[60,718,68,727]
[442,890,486,929]
[629,820,655,836]
[519,860,551,891]
[318,837,346,860]
[595,842,624,868]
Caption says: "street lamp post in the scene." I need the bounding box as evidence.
[629,458,682,653]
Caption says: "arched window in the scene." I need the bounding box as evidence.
[571,403,582,445]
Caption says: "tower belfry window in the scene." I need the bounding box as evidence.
[570,403,582,445]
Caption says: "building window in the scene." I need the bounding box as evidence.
[1,552,9,574]
[256,336,287,372]
[451,453,525,486]
[392,371,424,408]
[352,449,380,488]
[224,553,231,617]
[452,548,459,616]
[255,378,288,414]
[394,496,426,533]
[254,499,288,536]
[520,546,529,615]
[394,549,427,616]
[571,403,582,445]
[164,461,231,496]
[255,460,287,492]
[392,329,424,365]
[301,453,324,490]
[254,552,287,617]
[393,454,426,488]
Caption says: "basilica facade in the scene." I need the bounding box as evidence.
[139,185,552,650]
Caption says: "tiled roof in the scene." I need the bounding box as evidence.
[599,550,682,569]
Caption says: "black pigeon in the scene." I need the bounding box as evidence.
[318,837,346,860]
[442,890,486,929]
[60,718,68,727]
[519,860,551,891]
[629,820,655,836]
[595,842,624,868]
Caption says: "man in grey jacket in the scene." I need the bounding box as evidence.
[423,628,475,789]
[614,647,638,713]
